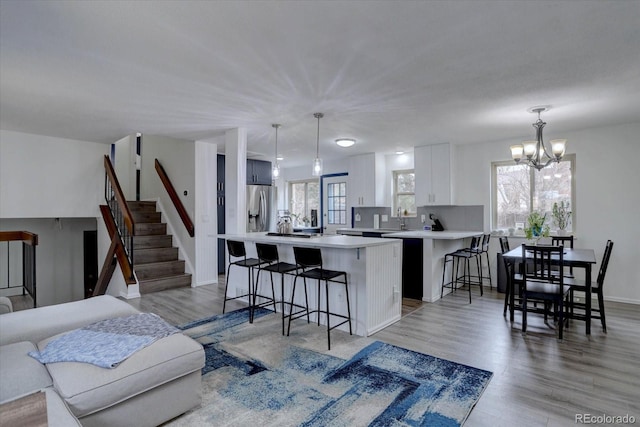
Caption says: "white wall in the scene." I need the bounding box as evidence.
[139,135,196,273]
[113,135,136,200]
[454,122,640,304]
[0,130,108,218]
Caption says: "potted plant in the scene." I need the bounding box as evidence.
[524,211,550,244]
[552,201,572,235]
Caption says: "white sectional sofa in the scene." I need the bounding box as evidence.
[0,295,205,426]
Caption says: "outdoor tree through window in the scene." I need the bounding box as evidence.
[493,155,575,232]
[394,170,416,215]
[289,180,319,224]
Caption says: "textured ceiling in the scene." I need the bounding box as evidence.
[1,1,639,167]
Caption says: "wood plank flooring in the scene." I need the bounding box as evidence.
[8,278,640,426]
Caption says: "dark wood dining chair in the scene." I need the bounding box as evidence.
[568,240,613,332]
[552,235,575,276]
[500,236,524,317]
[498,236,510,253]
[520,244,572,340]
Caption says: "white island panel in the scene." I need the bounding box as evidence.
[217,233,402,336]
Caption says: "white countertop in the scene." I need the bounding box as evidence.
[218,232,401,249]
[382,230,483,240]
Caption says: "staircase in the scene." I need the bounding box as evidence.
[129,201,192,293]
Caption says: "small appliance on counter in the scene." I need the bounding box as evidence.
[276,211,293,234]
[430,214,445,231]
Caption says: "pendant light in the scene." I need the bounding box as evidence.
[272,124,281,179]
[312,112,324,176]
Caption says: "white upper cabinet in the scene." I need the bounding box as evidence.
[414,143,451,205]
[348,153,385,207]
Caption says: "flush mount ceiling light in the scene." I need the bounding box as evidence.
[395,150,404,155]
[272,123,281,179]
[335,138,355,148]
[510,106,567,171]
[312,113,324,176]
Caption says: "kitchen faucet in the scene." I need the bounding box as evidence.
[397,208,407,230]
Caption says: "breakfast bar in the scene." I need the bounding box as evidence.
[218,233,403,337]
[384,230,483,302]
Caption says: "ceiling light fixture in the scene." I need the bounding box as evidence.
[272,123,281,179]
[312,113,324,176]
[510,106,567,171]
[335,138,355,148]
[395,150,404,155]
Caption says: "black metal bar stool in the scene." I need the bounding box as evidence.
[441,236,483,303]
[478,234,493,288]
[255,243,308,335]
[223,240,268,323]
[287,246,352,350]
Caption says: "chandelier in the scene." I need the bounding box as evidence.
[510,107,567,170]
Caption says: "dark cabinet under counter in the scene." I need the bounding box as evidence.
[401,239,423,300]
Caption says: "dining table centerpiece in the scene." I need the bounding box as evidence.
[525,211,550,244]
[552,201,572,235]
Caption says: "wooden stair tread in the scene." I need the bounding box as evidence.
[134,235,173,249]
[138,273,192,294]
[134,223,166,236]
[127,201,157,212]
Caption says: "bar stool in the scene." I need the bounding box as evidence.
[223,240,268,323]
[478,234,493,288]
[441,236,483,303]
[255,243,308,335]
[287,246,352,350]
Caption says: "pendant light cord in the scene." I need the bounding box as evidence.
[314,112,323,158]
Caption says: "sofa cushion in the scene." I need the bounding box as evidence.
[0,295,139,346]
[0,341,53,403]
[0,296,12,314]
[40,332,204,418]
[43,388,83,427]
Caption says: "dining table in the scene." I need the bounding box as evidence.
[502,245,598,334]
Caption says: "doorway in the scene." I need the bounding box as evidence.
[321,173,348,234]
[83,230,98,298]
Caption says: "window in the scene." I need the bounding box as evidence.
[393,170,416,215]
[326,182,346,224]
[289,180,319,222]
[492,155,575,232]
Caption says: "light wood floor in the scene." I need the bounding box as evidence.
[9,279,640,426]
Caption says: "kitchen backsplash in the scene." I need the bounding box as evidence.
[353,205,484,231]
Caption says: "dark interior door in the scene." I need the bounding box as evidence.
[402,239,423,300]
[83,230,98,298]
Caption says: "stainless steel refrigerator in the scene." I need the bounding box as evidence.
[246,185,274,232]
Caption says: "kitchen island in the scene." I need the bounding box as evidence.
[217,232,403,336]
[384,230,483,302]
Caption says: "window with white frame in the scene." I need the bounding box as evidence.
[326,181,347,225]
[393,170,416,216]
[492,154,575,232]
[288,180,319,223]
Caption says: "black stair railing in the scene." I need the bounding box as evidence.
[103,155,135,281]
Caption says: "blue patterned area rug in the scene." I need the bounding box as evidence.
[170,307,492,426]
